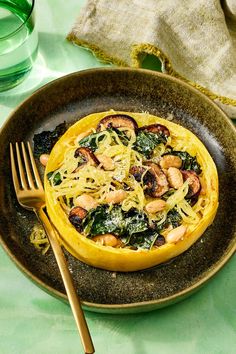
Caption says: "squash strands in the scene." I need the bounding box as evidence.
[45,111,218,271]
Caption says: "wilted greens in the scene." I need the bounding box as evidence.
[81,205,169,250]
[133,130,167,158]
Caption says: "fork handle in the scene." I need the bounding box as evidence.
[36,207,95,354]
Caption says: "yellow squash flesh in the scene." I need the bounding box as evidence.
[45,111,219,272]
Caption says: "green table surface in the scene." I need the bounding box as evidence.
[0,1,235,353]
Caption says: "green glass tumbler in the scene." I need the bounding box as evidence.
[0,0,38,92]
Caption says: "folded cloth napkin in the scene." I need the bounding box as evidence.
[68,0,236,118]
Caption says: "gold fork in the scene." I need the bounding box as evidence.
[10,142,95,354]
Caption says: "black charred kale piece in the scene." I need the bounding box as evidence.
[163,148,202,174]
[133,130,168,159]
[33,122,67,157]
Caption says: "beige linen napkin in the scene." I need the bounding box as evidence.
[68,0,236,118]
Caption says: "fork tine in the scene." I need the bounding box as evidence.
[10,143,20,193]
[15,142,28,190]
[26,142,43,189]
[21,142,35,189]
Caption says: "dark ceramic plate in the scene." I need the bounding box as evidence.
[0,68,235,314]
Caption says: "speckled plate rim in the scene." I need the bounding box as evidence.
[0,68,236,313]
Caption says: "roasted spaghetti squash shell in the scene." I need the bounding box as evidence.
[45,111,219,272]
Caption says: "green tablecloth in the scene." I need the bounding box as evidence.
[0,1,235,353]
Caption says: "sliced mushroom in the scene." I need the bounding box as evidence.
[188,194,199,206]
[131,162,169,197]
[96,114,138,131]
[139,124,170,137]
[181,170,201,198]
[143,162,169,197]
[69,206,87,231]
[130,165,146,182]
[74,147,99,166]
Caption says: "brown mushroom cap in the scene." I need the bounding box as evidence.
[129,165,146,182]
[181,170,201,198]
[96,114,138,131]
[138,162,168,197]
[74,147,99,166]
[69,206,87,231]
[130,163,169,197]
[139,124,170,137]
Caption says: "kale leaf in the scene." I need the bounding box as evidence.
[79,203,182,250]
[47,171,62,186]
[81,205,156,248]
[128,229,160,250]
[82,205,125,236]
[79,127,130,152]
[133,130,167,158]
[33,122,67,157]
[155,208,182,233]
[166,208,182,228]
[108,127,130,146]
[78,132,105,152]
[124,209,149,235]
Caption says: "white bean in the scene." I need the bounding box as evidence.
[167,167,183,189]
[92,234,119,247]
[96,154,115,171]
[166,225,187,243]
[145,199,166,214]
[39,154,50,166]
[75,194,98,210]
[160,155,182,169]
[106,190,127,204]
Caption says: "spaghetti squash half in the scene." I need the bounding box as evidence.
[45,111,218,271]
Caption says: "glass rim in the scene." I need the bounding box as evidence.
[0,0,35,41]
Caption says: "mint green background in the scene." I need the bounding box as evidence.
[0,1,235,353]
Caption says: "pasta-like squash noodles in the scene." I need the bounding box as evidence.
[45,111,218,271]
